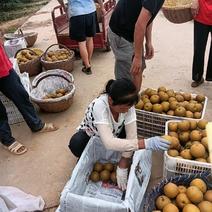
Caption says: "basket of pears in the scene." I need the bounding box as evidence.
[143,172,212,212]
[162,0,193,24]
[15,48,43,76]
[41,43,75,72]
[89,162,117,184]
[30,69,75,112]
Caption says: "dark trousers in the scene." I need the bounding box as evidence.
[0,69,44,146]
[69,127,126,158]
[192,21,212,82]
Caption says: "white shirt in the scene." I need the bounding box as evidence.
[78,94,139,158]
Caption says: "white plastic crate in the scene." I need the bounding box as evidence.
[136,110,182,138]
[163,120,212,178]
[57,137,152,212]
[136,93,208,138]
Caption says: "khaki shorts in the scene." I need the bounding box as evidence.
[108,28,146,80]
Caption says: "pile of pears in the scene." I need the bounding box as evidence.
[162,119,210,163]
[89,162,117,184]
[152,178,212,212]
[136,87,206,119]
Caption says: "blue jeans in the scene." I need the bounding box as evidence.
[0,69,44,146]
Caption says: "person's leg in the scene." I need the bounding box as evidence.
[0,98,15,146]
[0,76,27,154]
[86,37,94,63]
[109,28,133,80]
[68,130,90,157]
[82,12,96,72]
[192,21,209,86]
[70,15,91,73]
[0,70,44,132]
[114,60,132,80]
[78,41,91,68]
[108,28,145,91]
[206,26,212,81]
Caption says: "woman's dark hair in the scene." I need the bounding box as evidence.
[103,78,138,106]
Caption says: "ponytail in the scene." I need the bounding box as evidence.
[105,79,115,94]
[102,78,138,106]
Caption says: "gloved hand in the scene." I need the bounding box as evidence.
[116,166,128,191]
[144,136,170,151]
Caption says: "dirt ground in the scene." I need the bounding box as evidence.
[0,0,211,211]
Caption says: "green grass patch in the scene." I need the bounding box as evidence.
[0,0,50,23]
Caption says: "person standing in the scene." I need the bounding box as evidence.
[57,0,105,75]
[0,41,58,155]
[191,0,212,87]
[108,0,165,91]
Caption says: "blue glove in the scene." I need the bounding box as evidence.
[144,136,171,151]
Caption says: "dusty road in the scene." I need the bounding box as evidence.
[0,0,211,211]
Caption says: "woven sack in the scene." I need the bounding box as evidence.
[30,69,75,113]
[41,44,75,72]
[15,48,43,77]
[162,0,193,24]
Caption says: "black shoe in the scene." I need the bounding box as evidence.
[191,78,204,87]
[82,67,92,75]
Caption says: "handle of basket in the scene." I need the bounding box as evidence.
[43,43,72,60]
[33,74,72,88]
[14,48,39,58]
[17,28,24,36]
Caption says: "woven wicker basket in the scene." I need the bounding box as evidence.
[4,29,38,47]
[41,44,75,72]
[30,69,75,113]
[15,48,43,77]
[143,172,212,212]
[162,0,193,24]
[24,32,38,47]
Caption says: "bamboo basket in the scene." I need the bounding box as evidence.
[143,172,212,212]
[4,28,38,47]
[41,44,75,72]
[15,48,43,77]
[162,0,193,24]
[30,69,75,113]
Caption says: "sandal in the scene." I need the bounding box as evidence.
[39,123,58,133]
[82,67,92,75]
[4,141,27,155]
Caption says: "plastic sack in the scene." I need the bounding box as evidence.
[56,137,152,212]
[4,38,27,58]
[0,186,45,212]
